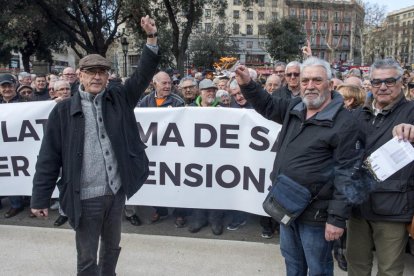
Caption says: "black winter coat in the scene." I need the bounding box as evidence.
[353,93,414,222]
[31,46,160,229]
[240,80,363,228]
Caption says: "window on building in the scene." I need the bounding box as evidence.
[272,0,278,7]
[301,9,306,18]
[290,8,296,16]
[205,23,212,33]
[233,23,240,35]
[246,41,253,48]
[320,51,325,59]
[258,41,266,48]
[197,23,203,32]
[205,9,211,18]
[334,23,339,31]
[272,12,278,20]
[233,0,241,5]
[335,11,340,20]
[321,10,328,19]
[247,10,253,20]
[258,24,266,35]
[246,24,253,35]
[246,55,265,65]
[312,22,317,31]
[258,11,265,20]
[129,55,139,66]
[258,0,265,7]
[342,36,349,46]
[218,23,225,34]
[333,36,339,45]
[321,22,327,30]
[312,10,317,20]
[344,24,349,31]
[233,10,240,19]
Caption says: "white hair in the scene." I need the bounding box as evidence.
[216,89,229,98]
[54,80,70,91]
[301,57,332,80]
[248,68,257,81]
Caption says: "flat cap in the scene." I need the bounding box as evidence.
[79,54,111,71]
[0,73,16,85]
[17,85,33,93]
[199,79,217,90]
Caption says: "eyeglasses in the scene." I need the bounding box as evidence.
[181,85,195,90]
[407,83,414,89]
[63,73,76,76]
[82,69,108,76]
[20,90,32,95]
[300,77,326,86]
[57,87,71,91]
[370,76,401,88]
[286,72,300,78]
[274,70,285,74]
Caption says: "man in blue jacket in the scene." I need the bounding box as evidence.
[31,16,160,276]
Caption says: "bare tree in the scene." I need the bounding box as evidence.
[32,0,142,57]
[360,1,387,65]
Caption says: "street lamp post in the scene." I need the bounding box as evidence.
[121,37,129,77]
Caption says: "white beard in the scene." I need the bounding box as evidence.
[302,91,327,109]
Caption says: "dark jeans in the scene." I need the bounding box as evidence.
[76,191,125,276]
[227,210,247,224]
[9,196,23,208]
[280,221,334,276]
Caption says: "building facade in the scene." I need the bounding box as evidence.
[284,0,364,65]
[383,6,414,68]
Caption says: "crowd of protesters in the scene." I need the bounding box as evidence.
[1,41,414,274]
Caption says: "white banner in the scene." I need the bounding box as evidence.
[0,102,281,216]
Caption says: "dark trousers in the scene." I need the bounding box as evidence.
[76,191,125,276]
[191,209,224,225]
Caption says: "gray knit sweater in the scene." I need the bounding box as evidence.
[78,88,122,200]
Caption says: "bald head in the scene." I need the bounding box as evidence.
[265,74,281,94]
[62,67,77,84]
[331,78,343,91]
[344,76,362,88]
[153,71,172,97]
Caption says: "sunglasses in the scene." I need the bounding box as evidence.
[286,72,300,78]
[408,83,414,89]
[370,76,401,88]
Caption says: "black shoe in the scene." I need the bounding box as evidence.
[4,207,24,218]
[261,227,274,239]
[151,212,168,223]
[334,252,348,271]
[54,215,68,227]
[188,222,208,233]
[126,214,142,226]
[211,223,223,235]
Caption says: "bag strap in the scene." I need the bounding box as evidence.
[310,182,333,203]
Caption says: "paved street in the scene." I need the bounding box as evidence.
[0,201,413,275]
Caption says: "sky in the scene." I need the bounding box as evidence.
[367,0,414,14]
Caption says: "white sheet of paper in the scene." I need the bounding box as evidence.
[367,137,414,181]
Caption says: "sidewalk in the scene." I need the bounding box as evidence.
[0,224,320,276]
[0,224,412,275]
